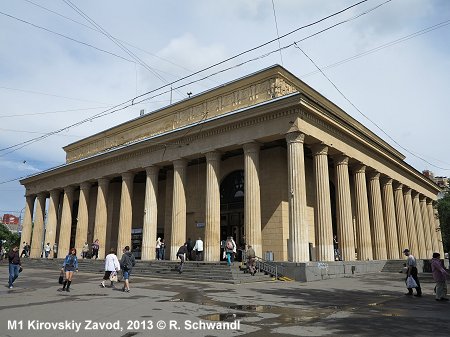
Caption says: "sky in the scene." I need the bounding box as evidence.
[0,0,449,220]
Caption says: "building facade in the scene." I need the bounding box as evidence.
[19,66,443,261]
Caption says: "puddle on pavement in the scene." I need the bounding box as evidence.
[200,313,252,321]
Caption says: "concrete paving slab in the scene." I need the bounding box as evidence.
[0,262,448,337]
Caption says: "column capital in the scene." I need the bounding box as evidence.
[122,172,134,182]
[145,166,160,176]
[411,190,420,199]
[333,154,349,166]
[205,151,221,162]
[426,198,434,205]
[64,185,75,194]
[393,182,403,191]
[285,131,305,144]
[173,158,187,169]
[243,142,260,154]
[403,187,412,195]
[367,170,380,181]
[353,164,366,174]
[36,192,47,201]
[80,182,91,191]
[381,177,393,186]
[419,195,427,202]
[311,143,328,156]
[97,177,110,188]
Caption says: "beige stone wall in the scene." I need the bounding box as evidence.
[260,147,288,261]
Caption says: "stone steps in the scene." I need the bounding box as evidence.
[21,258,273,284]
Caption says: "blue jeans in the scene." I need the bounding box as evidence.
[9,264,20,287]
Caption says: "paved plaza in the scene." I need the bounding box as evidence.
[0,263,448,337]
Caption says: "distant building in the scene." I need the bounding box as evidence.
[422,171,448,198]
[2,214,19,225]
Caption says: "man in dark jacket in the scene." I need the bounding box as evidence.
[8,245,22,289]
[177,243,188,274]
[120,246,135,292]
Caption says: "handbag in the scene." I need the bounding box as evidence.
[406,275,418,288]
[58,270,64,284]
[109,271,118,282]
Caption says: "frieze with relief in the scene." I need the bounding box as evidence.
[65,76,298,163]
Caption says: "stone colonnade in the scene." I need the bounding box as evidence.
[20,133,444,262]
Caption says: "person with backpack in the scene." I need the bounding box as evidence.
[177,243,188,274]
[120,246,135,292]
[225,237,236,266]
[60,248,78,292]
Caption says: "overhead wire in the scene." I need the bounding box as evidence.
[293,42,450,171]
[271,0,284,66]
[0,0,392,182]
[0,0,387,158]
[62,0,185,98]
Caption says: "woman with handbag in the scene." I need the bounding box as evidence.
[60,248,78,292]
[101,248,120,288]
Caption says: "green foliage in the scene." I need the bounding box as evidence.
[437,192,450,253]
[0,223,21,252]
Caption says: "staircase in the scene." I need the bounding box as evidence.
[381,260,406,273]
[20,258,274,284]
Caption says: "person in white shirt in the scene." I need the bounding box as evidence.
[193,237,204,261]
[101,248,120,288]
[156,237,161,260]
[403,248,422,297]
[44,243,51,259]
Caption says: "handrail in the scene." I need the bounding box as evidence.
[241,251,285,278]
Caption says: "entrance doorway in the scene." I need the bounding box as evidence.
[220,170,245,259]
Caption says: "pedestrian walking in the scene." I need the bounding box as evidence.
[403,248,422,297]
[8,245,22,289]
[177,243,188,274]
[60,248,78,292]
[156,237,161,260]
[333,235,341,261]
[193,237,204,261]
[120,246,135,292]
[225,237,236,266]
[82,242,90,259]
[159,239,166,260]
[101,248,120,288]
[246,245,256,276]
[92,239,99,259]
[44,243,51,259]
[431,252,449,301]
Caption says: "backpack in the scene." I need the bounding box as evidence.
[123,253,135,270]
[226,240,233,250]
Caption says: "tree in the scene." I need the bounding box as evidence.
[436,192,450,253]
[0,223,20,252]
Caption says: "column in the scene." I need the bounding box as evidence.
[45,189,60,258]
[117,172,134,254]
[353,165,372,260]
[170,159,187,260]
[204,151,221,262]
[334,155,355,261]
[393,183,409,257]
[434,210,445,256]
[381,179,400,259]
[286,132,309,262]
[426,199,439,253]
[403,188,418,256]
[141,166,159,261]
[30,192,46,258]
[75,182,91,257]
[412,192,426,258]
[58,186,75,258]
[312,144,333,261]
[419,196,433,257]
[368,171,387,260]
[93,178,109,259]
[244,142,262,258]
[20,195,36,250]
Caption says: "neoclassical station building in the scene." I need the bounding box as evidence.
[20,65,443,263]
